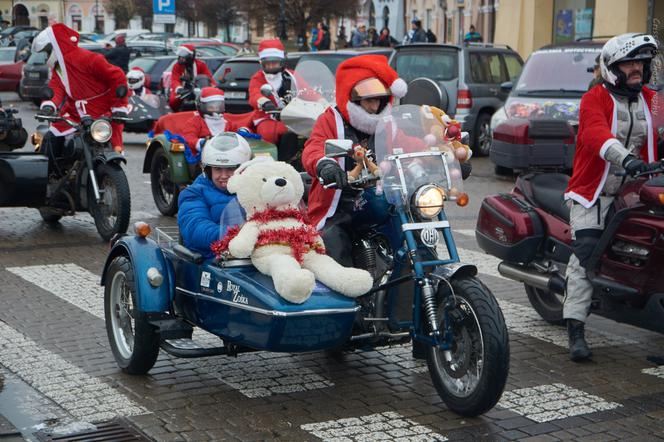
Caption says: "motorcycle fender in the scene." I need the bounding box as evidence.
[101,235,175,313]
[95,151,127,166]
[431,262,478,281]
[144,137,190,185]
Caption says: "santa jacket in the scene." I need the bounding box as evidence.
[180,112,240,155]
[248,69,300,125]
[40,24,128,148]
[565,85,656,208]
[170,60,214,93]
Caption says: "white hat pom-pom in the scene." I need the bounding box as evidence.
[390,78,408,98]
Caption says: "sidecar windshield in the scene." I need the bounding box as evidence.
[374,104,464,206]
[218,198,246,241]
[292,59,335,104]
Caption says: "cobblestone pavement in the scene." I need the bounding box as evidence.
[1,96,663,441]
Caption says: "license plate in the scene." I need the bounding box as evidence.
[225,91,246,99]
[28,72,41,79]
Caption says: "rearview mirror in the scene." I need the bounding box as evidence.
[116,85,128,98]
[40,86,54,100]
[460,131,470,145]
[260,84,274,98]
[499,81,513,92]
[324,139,353,158]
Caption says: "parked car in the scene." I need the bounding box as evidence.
[19,43,105,105]
[0,26,37,46]
[128,32,183,42]
[489,40,603,174]
[128,56,177,93]
[296,47,394,73]
[99,29,150,45]
[170,38,239,56]
[389,42,524,156]
[126,40,171,58]
[0,47,24,93]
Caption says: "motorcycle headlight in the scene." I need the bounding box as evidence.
[412,185,445,219]
[90,120,112,143]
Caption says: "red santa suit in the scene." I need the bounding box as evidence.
[168,44,215,112]
[302,55,408,229]
[39,24,128,149]
[180,89,241,155]
[565,85,656,208]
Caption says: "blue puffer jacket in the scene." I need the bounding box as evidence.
[177,174,244,257]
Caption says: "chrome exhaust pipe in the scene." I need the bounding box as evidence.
[497,262,565,294]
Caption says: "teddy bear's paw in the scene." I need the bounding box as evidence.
[275,270,315,304]
[337,269,374,298]
[228,238,253,258]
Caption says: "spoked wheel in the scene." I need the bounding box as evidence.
[150,149,179,216]
[89,163,131,241]
[474,113,492,157]
[427,277,509,416]
[525,284,565,325]
[104,256,159,374]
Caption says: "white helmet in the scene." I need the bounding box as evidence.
[201,133,252,174]
[31,28,57,68]
[600,33,658,86]
[127,69,145,90]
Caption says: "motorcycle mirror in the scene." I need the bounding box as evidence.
[324,139,353,158]
[460,131,470,145]
[499,81,513,92]
[260,84,274,98]
[40,86,54,100]
[116,85,128,98]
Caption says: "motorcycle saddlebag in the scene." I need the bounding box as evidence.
[475,193,544,263]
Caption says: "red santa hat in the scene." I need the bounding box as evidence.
[176,44,196,57]
[199,87,224,102]
[335,54,407,121]
[258,39,285,59]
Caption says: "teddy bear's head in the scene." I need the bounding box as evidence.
[227,159,304,213]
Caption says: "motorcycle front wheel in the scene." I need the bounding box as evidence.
[89,163,131,241]
[427,276,509,416]
[150,149,179,216]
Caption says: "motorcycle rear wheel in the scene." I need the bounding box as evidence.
[150,149,179,216]
[524,284,565,326]
[427,276,509,416]
[104,256,160,374]
[89,163,131,242]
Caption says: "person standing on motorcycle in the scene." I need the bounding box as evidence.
[178,133,252,257]
[302,55,408,266]
[180,87,242,162]
[249,39,300,162]
[127,67,151,98]
[563,33,659,362]
[32,23,129,157]
[169,44,214,112]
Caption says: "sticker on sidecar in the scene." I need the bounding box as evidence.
[200,271,211,288]
[214,279,249,305]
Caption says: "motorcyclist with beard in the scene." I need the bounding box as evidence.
[302,55,409,266]
[248,39,301,162]
[169,44,214,112]
[563,33,659,362]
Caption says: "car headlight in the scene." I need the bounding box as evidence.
[412,184,445,219]
[90,120,112,143]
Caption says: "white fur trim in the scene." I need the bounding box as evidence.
[48,126,76,137]
[599,138,620,160]
[316,108,345,230]
[390,78,407,98]
[40,100,56,109]
[203,115,226,135]
[111,106,129,113]
[200,94,224,102]
[47,26,70,97]
[259,48,285,59]
[176,46,194,57]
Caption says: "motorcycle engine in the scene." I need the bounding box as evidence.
[352,233,393,282]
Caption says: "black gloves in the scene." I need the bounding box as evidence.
[317,160,347,188]
[623,155,660,177]
[261,100,277,112]
[40,104,56,116]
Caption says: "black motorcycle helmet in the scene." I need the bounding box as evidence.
[258,39,286,74]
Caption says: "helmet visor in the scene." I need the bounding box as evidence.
[350,78,390,102]
[622,45,657,62]
[261,58,284,74]
[201,98,225,114]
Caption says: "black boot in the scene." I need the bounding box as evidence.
[567,319,592,362]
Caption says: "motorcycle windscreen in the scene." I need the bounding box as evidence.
[651,54,664,159]
[374,104,464,206]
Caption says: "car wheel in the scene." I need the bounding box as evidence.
[473,113,492,157]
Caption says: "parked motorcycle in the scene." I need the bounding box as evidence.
[475,165,664,334]
[102,104,509,416]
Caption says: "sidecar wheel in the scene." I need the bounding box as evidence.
[104,256,160,374]
[524,284,565,326]
[150,149,179,216]
[426,276,509,416]
[89,163,131,241]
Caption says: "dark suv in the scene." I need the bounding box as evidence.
[389,43,523,156]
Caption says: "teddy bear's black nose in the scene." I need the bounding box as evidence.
[275,178,287,187]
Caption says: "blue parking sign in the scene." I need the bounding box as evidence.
[153,0,175,15]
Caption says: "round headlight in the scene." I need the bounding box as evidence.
[90,120,112,143]
[412,185,445,219]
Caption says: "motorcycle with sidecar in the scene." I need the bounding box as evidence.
[143,60,333,216]
[1,87,132,241]
[102,104,510,417]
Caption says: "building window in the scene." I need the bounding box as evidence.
[382,6,389,30]
[553,0,595,44]
[95,16,104,33]
[426,9,432,29]
[72,15,82,31]
[165,23,175,33]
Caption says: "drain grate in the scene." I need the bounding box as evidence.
[37,419,151,442]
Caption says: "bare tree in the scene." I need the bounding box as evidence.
[105,0,137,29]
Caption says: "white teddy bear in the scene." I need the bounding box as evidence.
[217,159,374,304]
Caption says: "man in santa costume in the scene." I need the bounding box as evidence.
[127,67,151,98]
[302,54,408,266]
[180,87,242,163]
[169,44,214,112]
[31,23,128,158]
[248,38,300,161]
[563,33,660,362]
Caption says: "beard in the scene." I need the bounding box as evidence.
[347,101,392,135]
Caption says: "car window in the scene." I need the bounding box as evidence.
[0,48,15,63]
[468,53,487,83]
[218,45,238,56]
[204,59,224,73]
[215,61,260,83]
[129,58,158,72]
[196,46,224,57]
[27,51,47,65]
[503,55,523,82]
[394,50,457,83]
[515,48,599,94]
[483,53,503,83]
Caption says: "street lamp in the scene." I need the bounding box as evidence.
[278,0,287,41]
